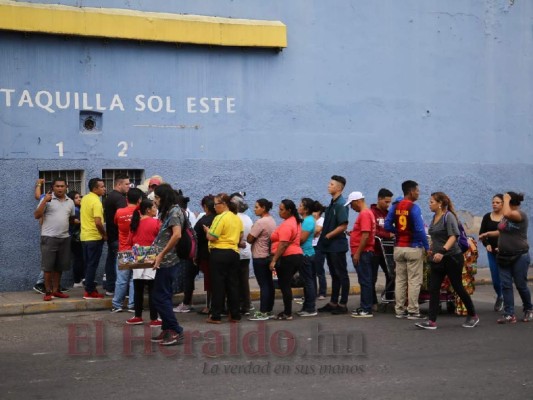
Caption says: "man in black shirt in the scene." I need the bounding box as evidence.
[103,174,130,295]
[317,175,350,314]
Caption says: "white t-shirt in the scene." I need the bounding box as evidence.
[312,216,324,247]
[238,213,253,260]
[185,208,197,229]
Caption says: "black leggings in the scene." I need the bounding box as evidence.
[275,254,303,316]
[182,260,199,305]
[133,279,158,321]
[428,253,476,322]
[209,248,241,320]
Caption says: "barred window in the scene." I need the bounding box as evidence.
[39,170,85,194]
[102,169,144,195]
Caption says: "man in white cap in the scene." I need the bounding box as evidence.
[345,191,376,317]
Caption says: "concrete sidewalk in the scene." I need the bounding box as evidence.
[1,267,521,317]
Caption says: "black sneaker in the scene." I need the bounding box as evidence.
[331,305,348,315]
[151,330,169,343]
[60,286,70,293]
[494,296,504,312]
[415,320,437,330]
[351,309,373,318]
[33,283,45,294]
[318,303,336,312]
[160,331,184,346]
[395,311,408,319]
[462,315,480,328]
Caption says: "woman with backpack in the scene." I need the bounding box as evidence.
[150,184,186,346]
[415,192,479,330]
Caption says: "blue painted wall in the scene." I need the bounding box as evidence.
[1,0,532,291]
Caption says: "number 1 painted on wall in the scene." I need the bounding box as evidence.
[56,141,64,157]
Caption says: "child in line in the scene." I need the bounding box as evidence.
[126,199,161,326]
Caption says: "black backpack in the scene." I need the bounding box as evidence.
[176,210,198,260]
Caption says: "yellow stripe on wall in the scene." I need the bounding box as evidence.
[0,0,287,48]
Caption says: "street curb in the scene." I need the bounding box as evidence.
[0,286,362,317]
[2,276,531,317]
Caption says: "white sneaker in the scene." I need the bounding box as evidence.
[173,303,192,313]
[297,310,318,317]
[73,282,84,289]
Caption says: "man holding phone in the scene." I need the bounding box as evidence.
[34,177,75,301]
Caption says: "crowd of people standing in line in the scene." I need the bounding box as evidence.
[33,174,531,345]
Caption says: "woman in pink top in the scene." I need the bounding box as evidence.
[247,198,277,321]
[269,199,303,320]
[126,199,161,326]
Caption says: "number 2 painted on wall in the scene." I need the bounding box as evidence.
[117,141,128,157]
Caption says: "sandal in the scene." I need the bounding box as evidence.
[197,307,210,315]
[276,312,293,320]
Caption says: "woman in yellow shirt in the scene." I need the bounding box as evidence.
[204,193,244,323]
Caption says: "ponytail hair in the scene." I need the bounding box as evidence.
[130,199,154,233]
[431,192,459,221]
[301,198,325,215]
[508,192,525,206]
[256,198,273,212]
[281,199,302,224]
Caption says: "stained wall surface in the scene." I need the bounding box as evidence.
[1,0,532,291]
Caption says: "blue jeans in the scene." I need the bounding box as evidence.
[71,238,85,283]
[112,260,134,310]
[300,255,317,312]
[82,240,104,293]
[253,257,275,313]
[499,252,532,316]
[354,252,374,312]
[326,251,349,305]
[152,264,183,334]
[104,240,118,292]
[487,251,503,298]
[313,247,327,297]
[372,254,394,302]
[36,270,44,285]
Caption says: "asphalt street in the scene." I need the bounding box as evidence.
[1,283,532,400]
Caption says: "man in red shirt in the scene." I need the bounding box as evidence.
[111,188,144,313]
[346,192,376,318]
[370,188,395,304]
